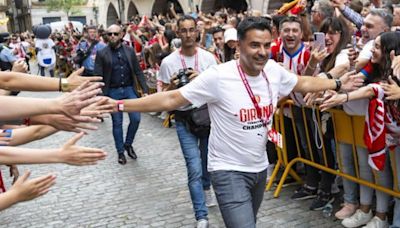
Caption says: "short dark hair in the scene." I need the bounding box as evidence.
[87,25,97,31]
[177,15,196,29]
[279,16,303,31]
[237,17,271,41]
[211,26,224,36]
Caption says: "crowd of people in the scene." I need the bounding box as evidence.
[1,0,400,227]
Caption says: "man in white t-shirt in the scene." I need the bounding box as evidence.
[158,15,217,228]
[109,17,362,228]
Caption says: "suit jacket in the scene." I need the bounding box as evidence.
[94,44,149,96]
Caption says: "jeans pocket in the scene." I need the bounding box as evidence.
[211,171,249,204]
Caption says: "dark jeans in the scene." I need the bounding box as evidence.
[292,106,335,193]
[39,65,54,77]
[108,86,140,153]
[210,168,268,228]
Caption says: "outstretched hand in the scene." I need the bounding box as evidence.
[9,171,56,203]
[340,71,364,92]
[59,132,107,166]
[382,76,400,100]
[66,67,103,91]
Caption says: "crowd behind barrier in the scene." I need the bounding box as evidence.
[2,0,400,227]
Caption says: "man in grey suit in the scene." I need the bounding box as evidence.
[94,24,149,165]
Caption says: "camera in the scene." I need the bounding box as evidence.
[176,68,192,88]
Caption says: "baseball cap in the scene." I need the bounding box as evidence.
[224,28,237,43]
[0,32,10,43]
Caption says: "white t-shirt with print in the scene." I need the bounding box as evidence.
[358,40,374,60]
[159,48,217,110]
[180,59,298,173]
[35,38,56,67]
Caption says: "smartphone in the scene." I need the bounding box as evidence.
[351,35,357,51]
[313,32,325,50]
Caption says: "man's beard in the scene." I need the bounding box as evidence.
[109,40,120,49]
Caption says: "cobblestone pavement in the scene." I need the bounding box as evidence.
[0,89,343,228]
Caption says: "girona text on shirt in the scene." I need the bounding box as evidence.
[239,104,274,124]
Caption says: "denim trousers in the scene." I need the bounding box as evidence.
[175,120,210,221]
[338,143,360,204]
[210,168,268,228]
[357,148,392,213]
[108,86,140,154]
[390,146,400,228]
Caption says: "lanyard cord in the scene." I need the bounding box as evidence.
[179,48,198,71]
[236,60,272,127]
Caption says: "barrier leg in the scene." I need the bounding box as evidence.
[266,160,281,191]
[274,158,299,197]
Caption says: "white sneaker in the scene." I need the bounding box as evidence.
[362,216,389,228]
[342,209,373,228]
[266,164,275,183]
[158,111,167,120]
[196,219,209,228]
[204,189,217,207]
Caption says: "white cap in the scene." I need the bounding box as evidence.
[224,28,237,43]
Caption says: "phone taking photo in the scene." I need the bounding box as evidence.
[313,32,325,50]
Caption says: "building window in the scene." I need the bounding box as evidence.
[68,16,86,25]
[43,17,61,24]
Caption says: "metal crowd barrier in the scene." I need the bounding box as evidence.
[266,99,400,199]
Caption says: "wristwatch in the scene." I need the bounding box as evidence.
[335,79,342,92]
[61,78,69,92]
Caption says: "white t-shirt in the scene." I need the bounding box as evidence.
[337,49,368,116]
[35,38,56,67]
[159,48,217,110]
[358,39,374,60]
[335,49,349,67]
[180,59,298,172]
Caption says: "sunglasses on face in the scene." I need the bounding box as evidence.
[107,32,120,37]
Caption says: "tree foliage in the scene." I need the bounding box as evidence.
[46,0,87,17]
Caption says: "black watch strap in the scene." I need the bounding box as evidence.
[335,79,342,92]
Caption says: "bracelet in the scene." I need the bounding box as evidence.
[326,72,333,79]
[335,79,342,92]
[23,117,31,126]
[61,78,69,92]
[345,92,349,102]
[58,76,62,92]
[117,100,124,112]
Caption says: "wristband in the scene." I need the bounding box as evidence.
[117,100,124,112]
[23,117,31,126]
[345,92,349,102]
[58,76,62,92]
[326,72,333,79]
[61,78,69,92]
[335,79,342,92]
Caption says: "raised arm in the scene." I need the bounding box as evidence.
[0,68,102,92]
[115,90,190,113]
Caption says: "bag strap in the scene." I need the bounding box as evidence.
[81,40,98,61]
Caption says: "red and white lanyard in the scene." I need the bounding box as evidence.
[179,49,199,71]
[236,60,272,127]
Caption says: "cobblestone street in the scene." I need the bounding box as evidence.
[0,90,342,228]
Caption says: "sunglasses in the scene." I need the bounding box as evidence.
[107,32,120,36]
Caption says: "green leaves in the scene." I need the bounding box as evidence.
[46,0,87,17]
